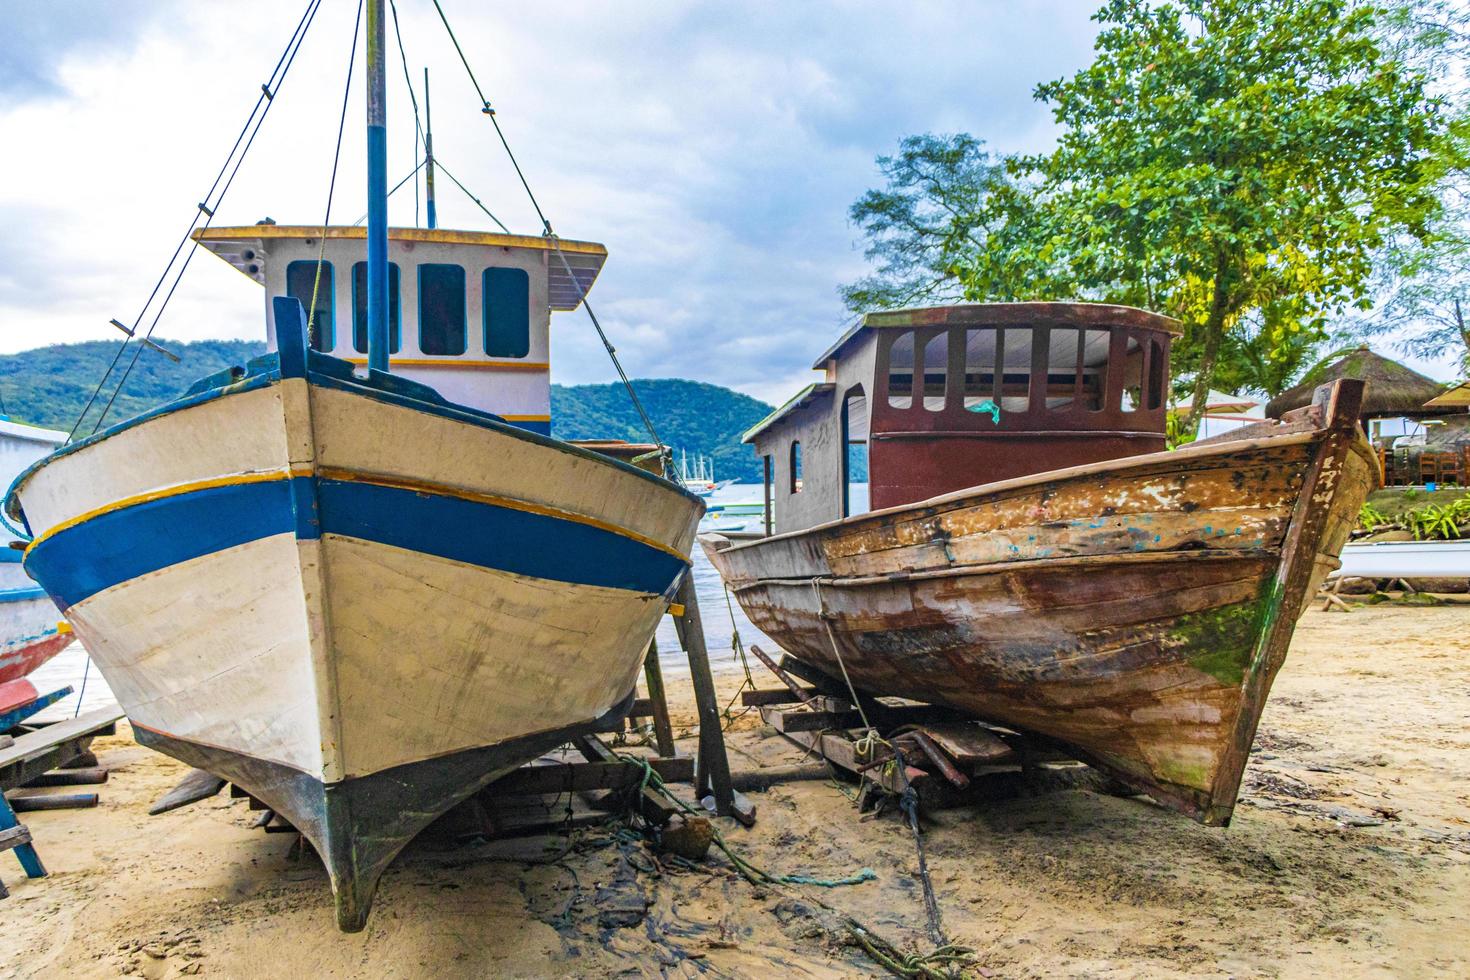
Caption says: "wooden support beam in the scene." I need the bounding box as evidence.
[8,792,99,812]
[573,734,678,827]
[641,638,677,758]
[671,574,755,827]
[150,768,227,816]
[759,706,863,733]
[750,645,816,704]
[739,687,823,707]
[24,768,107,788]
[728,765,831,790]
[490,757,694,797]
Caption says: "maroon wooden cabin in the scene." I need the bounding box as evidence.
[745,303,1180,535]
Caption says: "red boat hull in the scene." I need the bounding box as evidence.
[0,630,73,686]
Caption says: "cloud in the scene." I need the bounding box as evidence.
[0,0,1110,404]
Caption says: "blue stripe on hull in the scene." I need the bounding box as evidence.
[27,477,683,609]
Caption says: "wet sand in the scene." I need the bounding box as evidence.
[2,604,1467,977]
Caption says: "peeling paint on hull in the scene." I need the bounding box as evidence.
[705,381,1377,825]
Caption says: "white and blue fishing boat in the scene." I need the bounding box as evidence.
[5,2,702,931]
[0,418,71,687]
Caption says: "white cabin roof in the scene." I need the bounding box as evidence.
[194,225,608,311]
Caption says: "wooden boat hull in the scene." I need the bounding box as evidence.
[704,381,1375,825]
[7,334,702,930]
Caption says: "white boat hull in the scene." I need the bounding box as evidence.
[1333,539,1470,580]
[8,322,702,929]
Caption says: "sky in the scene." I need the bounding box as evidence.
[0,1,1454,407]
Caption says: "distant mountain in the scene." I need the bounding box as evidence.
[0,340,775,483]
[0,339,266,434]
[552,379,774,483]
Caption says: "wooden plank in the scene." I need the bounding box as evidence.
[0,707,123,772]
[759,705,863,733]
[491,757,694,797]
[149,768,227,816]
[902,731,970,788]
[739,687,822,707]
[918,722,1016,766]
[0,824,33,850]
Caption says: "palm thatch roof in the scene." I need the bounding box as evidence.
[1266,346,1453,419]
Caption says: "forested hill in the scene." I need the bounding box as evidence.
[551,379,773,483]
[0,339,267,433]
[0,341,775,482]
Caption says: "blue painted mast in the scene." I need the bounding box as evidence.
[365,0,390,374]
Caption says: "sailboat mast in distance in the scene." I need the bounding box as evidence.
[365,0,390,374]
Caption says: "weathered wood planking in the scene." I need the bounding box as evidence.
[704,380,1377,825]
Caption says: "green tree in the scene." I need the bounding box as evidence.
[846,0,1461,437]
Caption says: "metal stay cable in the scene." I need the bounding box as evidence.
[431,157,510,233]
[89,0,321,434]
[351,158,427,225]
[68,0,322,441]
[428,0,551,234]
[427,0,677,475]
[307,0,366,346]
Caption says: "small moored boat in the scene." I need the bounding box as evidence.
[702,303,1377,825]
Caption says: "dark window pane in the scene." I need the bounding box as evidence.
[286,260,334,352]
[352,262,401,354]
[418,263,466,355]
[483,267,531,358]
[790,441,803,493]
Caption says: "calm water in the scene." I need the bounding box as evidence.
[31,481,857,715]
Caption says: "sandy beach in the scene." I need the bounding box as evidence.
[2,603,1467,978]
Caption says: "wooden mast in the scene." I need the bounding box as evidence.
[365,0,389,374]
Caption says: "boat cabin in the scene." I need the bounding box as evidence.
[195,225,609,435]
[745,303,1179,535]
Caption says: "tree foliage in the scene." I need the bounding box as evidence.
[845,0,1464,434]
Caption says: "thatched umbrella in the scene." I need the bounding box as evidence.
[1265,346,1453,420]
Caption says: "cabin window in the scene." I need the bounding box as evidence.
[483,267,531,358]
[999,328,1032,412]
[886,332,914,409]
[790,441,803,493]
[1147,337,1166,410]
[922,332,948,411]
[1047,328,1079,410]
[418,263,467,355]
[1081,329,1109,410]
[963,328,999,409]
[286,260,335,352]
[843,390,870,517]
[1121,337,1144,412]
[351,262,401,354]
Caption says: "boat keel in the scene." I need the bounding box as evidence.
[134,690,635,931]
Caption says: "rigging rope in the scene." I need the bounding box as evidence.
[426,0,675,470]
[307,0,365,346]
[81,0,322,437]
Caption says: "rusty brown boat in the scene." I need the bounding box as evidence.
[701,303,1377,825]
